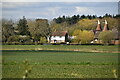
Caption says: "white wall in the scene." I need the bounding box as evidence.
[51,36,65,40]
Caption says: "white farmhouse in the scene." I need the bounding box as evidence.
[48,31,68,43]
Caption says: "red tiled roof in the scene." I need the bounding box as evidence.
[51,31,68,36]
[103,24,109,31]
[96,20,102,31]
[96,24,102,31]
[103,20,109,31]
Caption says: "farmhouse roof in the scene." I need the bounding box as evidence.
[94,31,101,38]
[51,31,68,36]
[96,20,102,31]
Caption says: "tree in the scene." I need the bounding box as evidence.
[92,15,97,19]
[36,19,50,37]
[71,15,79,24]
[28,19,50,43]
[87,15,92,19]
[2,19,14,42]
[54,16,63,24]
[103,13,112,18]
[102,17,118,30]
[50,20,69,32]
[53,15,80,25]
[72,30,94,44]
[72,30,82,43]
[80,30,94,44]
[17,16,30,35]
[80,15,86,19]
[77,19,97,30]
[99,31,115,45]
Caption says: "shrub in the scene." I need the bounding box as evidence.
[7,35,20,43]
[99,31,115,45]
[72,30,94,44]
[40,37,47,44]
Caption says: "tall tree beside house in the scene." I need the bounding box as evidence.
[27,19,40,43]
[36,19,50,38]
[98,31,115,45]
[17,16,30,35]
[28,19,50,43]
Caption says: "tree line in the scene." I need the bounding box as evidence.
[53,13,120,25]
[1,13,120,45]
[2,17,50,45]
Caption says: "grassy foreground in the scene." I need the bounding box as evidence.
[2,45,120,78]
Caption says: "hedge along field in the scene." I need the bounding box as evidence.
[2,49,119,78]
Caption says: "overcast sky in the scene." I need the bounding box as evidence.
[1,0,120,2]
[2,2,118,20]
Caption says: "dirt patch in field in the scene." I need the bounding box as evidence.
[73,49,119,53]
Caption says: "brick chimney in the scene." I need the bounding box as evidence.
[103,20,109,31]
[96,20,102,31]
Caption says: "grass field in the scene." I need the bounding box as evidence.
[2,45,120,53]
[2,45,120,78]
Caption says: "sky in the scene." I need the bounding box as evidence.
[2,2,119,20]
[1,0,120,2]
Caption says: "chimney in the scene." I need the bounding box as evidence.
[103,20,109,31]
[96,20,102,31]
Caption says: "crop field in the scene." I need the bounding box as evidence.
[2,45,120,78]
[2,45,120,53]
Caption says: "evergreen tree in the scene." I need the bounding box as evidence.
[17,16,30,35]
[98,16,103,19]
[92,15,97,19]
[80,15,86,19]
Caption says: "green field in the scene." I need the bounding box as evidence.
[2,45,119,78]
